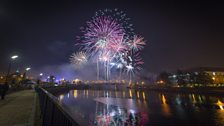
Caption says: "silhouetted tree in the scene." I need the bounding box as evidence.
[176,70,187,86]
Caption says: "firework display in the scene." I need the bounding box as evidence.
[72,8,146,82]
[70,51,88,68]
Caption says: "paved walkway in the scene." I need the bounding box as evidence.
[0,90,36,126]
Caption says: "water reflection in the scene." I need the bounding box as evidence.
[122,91,125,98]
[142,91,146,101]
[191,94,196,103]
[94,99,149,126]
[161,94,171,117]
[55,89,224,126]
[137,91,140,99]
[217,100,224,110]
[215,110,224,126]
[129,90,132,98]
[73,90,77,98]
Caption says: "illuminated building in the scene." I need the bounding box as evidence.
[165,67,224,86]
[189,67,224,84]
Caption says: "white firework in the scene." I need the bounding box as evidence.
[70,51,88,68]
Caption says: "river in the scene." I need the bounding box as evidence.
[54,89,224,126]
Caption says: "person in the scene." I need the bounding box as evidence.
[1,82,9,100]
[0,83,2,100]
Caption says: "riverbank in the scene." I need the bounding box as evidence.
[0,90,36,126]
[143,86,224,96]
[41,84,224,97]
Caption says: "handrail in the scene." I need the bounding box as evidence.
[36,88,79,126]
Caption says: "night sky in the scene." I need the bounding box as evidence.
[0,0,224,75]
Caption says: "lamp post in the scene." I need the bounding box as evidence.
[25,67,31,79]
[26,67,31,71]
[39,73,43,81]
[23,67,31,80]
[6,55,19,82]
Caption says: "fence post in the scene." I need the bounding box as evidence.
[42,94,48,126]
[37,88,79,126]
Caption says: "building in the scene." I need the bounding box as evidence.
[188,67,224,84]
[164,67,224,87]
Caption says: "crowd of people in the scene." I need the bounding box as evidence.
[0,82,9,100]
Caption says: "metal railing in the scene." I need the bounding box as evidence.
[36,88,79,126]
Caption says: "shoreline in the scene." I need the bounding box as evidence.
[41,84,224,96]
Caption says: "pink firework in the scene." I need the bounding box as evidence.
[109,35,128,54]
[98,51,113,62]
[125,52,144,74]
[74,9,147,79]
[132,52,144,71]
[129,35,146,52]
[79,16,125,54]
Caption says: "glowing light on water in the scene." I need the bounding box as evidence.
[217,100,224,110]
[192,94,196,103]
[129,90,132,98]
[73,90,78,98]
[137,91,140,99]
[123,91,125,98]
[162,95,167,104]
[161,94,171,116]
[110,111,116,116]
[86,90,89,97]
[106,92,109,97]
[142,92,146,101]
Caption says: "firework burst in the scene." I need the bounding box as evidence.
[109,35,128,54]
[129,35,146,52]
[124,52,144,75]
[70,51,88,68]
[73,9,146,81]
[78,16,125,55]
[94,8,135,37]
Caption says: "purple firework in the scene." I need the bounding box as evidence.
[78,16,125,54]
[74,9,146,80]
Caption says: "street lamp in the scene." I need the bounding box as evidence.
[6,55,19,82]
[38,73,43,84]
[23,67,31,79]
[11,55,18,60]
[26,67,31,71]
